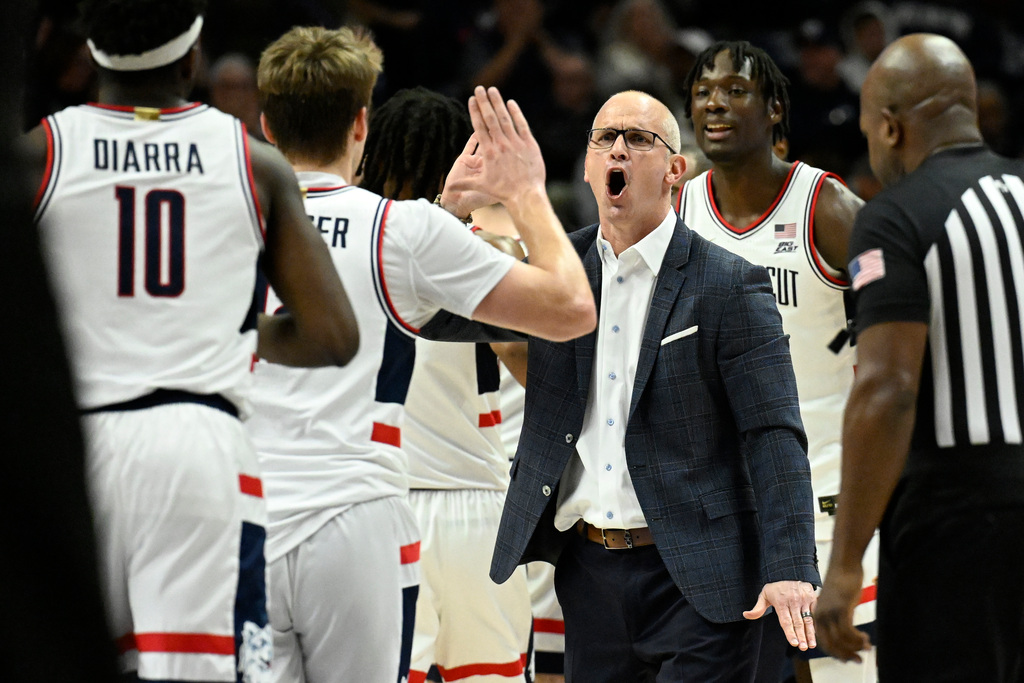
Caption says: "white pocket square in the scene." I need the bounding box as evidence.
[660,325,698,346]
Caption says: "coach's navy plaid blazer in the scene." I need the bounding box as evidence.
[489,217,820,624]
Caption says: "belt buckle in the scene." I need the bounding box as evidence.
[601,527,633,550]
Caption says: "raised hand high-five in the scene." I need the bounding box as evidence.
[437,85,594,343]
[441,86,547,216]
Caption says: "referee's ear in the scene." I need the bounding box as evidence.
[880,107,902,149]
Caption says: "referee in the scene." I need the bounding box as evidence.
[816,33,1024,681]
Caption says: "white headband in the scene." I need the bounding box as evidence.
[87,16,203,72]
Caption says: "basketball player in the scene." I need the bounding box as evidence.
[358,86,533,683]
[25,1,360,681]
[478,223,567,683]
[250,27,594,683]
[678,40,873,682]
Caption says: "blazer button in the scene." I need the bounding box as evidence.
[542,485,552,497]
[565,433,574,443]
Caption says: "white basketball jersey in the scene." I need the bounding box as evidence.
[677,162,855,536]
[34,103,264,412]
[246,173,515,561]
[499,364,526,461]
[404,339,510,490]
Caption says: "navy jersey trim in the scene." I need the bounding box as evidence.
[370,199,420,337]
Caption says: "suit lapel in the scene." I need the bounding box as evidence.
[576,235,602,404]
[629,219,691,419]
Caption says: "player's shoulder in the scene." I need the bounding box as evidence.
[377,196,485,254]
[384,196,458,229]
[793,161,859,202]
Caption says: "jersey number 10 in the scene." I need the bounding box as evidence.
[115,186,185,297]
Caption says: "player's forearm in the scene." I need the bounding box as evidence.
[504,186,594,335]
[256,313,358,367]
[492,341,528,386]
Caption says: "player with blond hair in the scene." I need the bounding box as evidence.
[248,26,594,683]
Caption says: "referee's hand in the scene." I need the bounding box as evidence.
[815,564,872,662]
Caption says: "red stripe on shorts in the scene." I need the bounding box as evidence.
[859,584,877,604]
[400,541,421,564]
[478,410,503,428]
[371,422,401,447]
[438,658,525,680]
[534,618,565,634]
[116,632,235,655]
[238,474,263,498]
[408,671,428,683]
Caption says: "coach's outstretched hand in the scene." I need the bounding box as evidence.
[442,86,546,215]
[743,580,818,651]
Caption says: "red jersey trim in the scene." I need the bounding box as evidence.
[534,618,565,634]
[375,200,421,334]
[478,410,503,428]
[116,632,235,655]
[707,163,800,235]
[305,185,349,193]
[437,657,526,681]
[238,474,263,498]
[807,172,850,286]
[86,102,205,115]
[33,119,56,210]
[400,541,421,565]
[240,123,266,241]
[371,421,401,448]
[859,584,877,605]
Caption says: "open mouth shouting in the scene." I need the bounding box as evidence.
[607,168,627,198]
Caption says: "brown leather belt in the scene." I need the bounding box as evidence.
[576,520,655,549]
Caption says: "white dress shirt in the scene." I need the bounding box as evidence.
[554,209,677,531]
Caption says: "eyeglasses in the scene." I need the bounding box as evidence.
[586,128,678,154]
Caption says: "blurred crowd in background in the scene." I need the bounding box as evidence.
[25,0,1024,228]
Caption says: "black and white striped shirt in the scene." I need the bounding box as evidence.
[849,144,1024,451]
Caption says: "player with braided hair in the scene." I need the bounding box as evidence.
[248,25,593,683]
[358,86,474,202]
[678,39,873,683]
[360,86,534,683]
[681,39,791,147]
[25,0,360,680]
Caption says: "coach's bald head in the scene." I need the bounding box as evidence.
[859,33,983,186]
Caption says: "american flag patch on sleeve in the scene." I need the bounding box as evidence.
[774,222,796,239]
[849,248,886,291]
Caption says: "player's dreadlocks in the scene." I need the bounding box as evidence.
[80,0,207,62]
[681,40,791,145]
[358,86,473,201]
